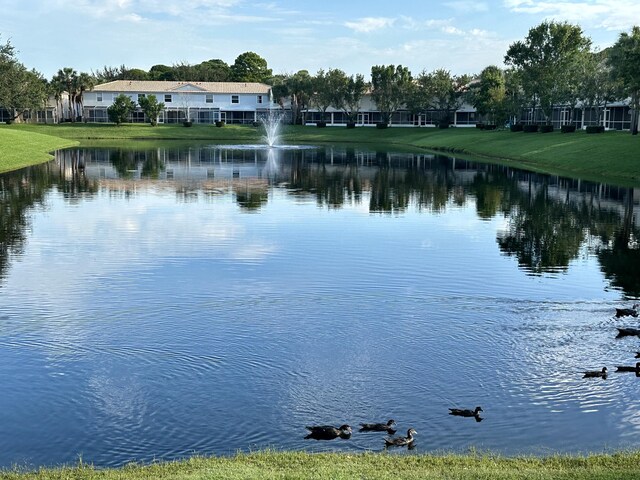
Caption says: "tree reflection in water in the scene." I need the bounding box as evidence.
[1,147,638,297]
[0,160,98,281]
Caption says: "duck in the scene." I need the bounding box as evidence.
[304,424,352,440]
[384,428,417,447]
[615,362,640,372]
[583,367,607,378]
[359,419,396,433]
[615,304,639,318]
[449,406,483,417]
[616,327,640,337]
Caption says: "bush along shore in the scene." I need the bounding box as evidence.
[3,451,640,480]
[1,123,639,185]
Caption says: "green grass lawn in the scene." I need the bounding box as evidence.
[1,123,639,184]
[3,451,640,480]
[0,128,78,173]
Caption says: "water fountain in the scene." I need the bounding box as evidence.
[259,110,284,147]
[206,108,314,181]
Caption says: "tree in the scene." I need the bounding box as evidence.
[0,37,48,122]
[107,94,136,125]
[413,69,472,126]
[269,74,290,109]
[608,26,640,134]
[93,64,128,83]
[280,70,314,124]
[196,59,231,81]
[73,72,95,121]
[311,69,331,122]
[138,94,165,126]
[230,52,272,83]
[472,66,507,125]
[503,69,526,125]
[124,68,150,81]
[312,69,347,122]
[370,64,413,125]
[505,21,592,125]
[340,73,367,123]
[580,50,620,128]
[172,61,198,82]
[52,67,78,121]
[149,64,176,81]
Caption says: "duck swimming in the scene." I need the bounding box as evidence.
[616,327,640,337]
[615,304,639,318]
[305,424,352,440]
[583,367,607,378]
[615,362,640,372]
[384,428,417,447]
[449,406,483,417]
[359,419,396,433]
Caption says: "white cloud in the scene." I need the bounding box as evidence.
[443,25,466,35]
[344,17,396,33]
[503,0,640,31]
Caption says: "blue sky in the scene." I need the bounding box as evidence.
[1,0,639,80]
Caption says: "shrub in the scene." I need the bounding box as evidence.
[586,125,605,134]
[438,120,450,129]
[376,123,388,129]
[561,125,576,133]
[215,121,225,127]
[483,124,497,130]
[510,124,524,132]
[183,121,193,127]
[476,123,485,129]
[346,122,356,129]
[523,124,539,133]
[316,121,327,128]
[252,121,261,127]
[107,94,136,126]
[540,125,554,133]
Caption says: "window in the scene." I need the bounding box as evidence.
[138,94,146,102]
[257,95,263,104]
[231,95,239,104]
[165,94,172,103]
[96,93,103,102]
[206,94,213,103]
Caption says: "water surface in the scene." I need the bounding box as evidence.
[0,145,639,468]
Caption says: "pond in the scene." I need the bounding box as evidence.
[0,144,639,468]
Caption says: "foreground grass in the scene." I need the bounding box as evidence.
[2,123,639,184]
[3,451,640,480]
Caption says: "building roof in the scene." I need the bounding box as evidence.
[93,80,271,94]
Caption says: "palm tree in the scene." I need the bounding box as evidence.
[73,72,95,121]
[53,67,78,121]
[48,77,65,123]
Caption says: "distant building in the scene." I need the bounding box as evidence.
[82,80,277,124]
[0,92,70,124]
[2,78,634,131]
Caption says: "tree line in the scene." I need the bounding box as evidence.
[1,22,639,133]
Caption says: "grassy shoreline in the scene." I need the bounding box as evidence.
[3,451,640,480]
[0,128,78,173]
[1,123,639,184]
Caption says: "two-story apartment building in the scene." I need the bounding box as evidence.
[82,80,277,124]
